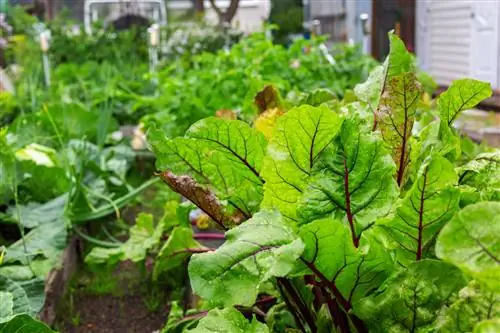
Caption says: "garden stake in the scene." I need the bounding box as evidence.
[39,30,51,87]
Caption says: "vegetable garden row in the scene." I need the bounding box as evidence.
[0,8,499,333]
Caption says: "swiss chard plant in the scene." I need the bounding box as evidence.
[149,32,500,332]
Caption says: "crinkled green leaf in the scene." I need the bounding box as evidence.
[473,318,500,333]
[0,292,13,323]
[0,277,30,321]
[4,218,67,265]
[0,267,34,282]
[7,195,67,229]
[378,155,460,264]
[261,105,343,221]
[378,72,422,187]
[298,219,394,304]
[435,281,499,332]
[436,202,500,292]
[149,117,267,216]
[188,211,304,307]
[0,314,55,332]
[299,119,399,237]
[188,307,269,333]
[437,79,492,126]
[153,227,203,280]
[354,259,466,333]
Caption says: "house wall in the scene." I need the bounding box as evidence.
[416,0,500,89]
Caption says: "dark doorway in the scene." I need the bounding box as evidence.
[372,0,415,60]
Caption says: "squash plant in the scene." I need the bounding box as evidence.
[149,32,500,332]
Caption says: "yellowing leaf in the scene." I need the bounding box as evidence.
[254,107,284,139]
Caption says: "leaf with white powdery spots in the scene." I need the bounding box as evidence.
[188,211,304,307]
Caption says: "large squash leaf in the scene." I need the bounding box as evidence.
[378,156,460,264]
[188,307,268,333]
[299,119,398,244]
[261,105,342,221]
[188,211,304,307]
[354,260,466,333]
[436,202,500,292]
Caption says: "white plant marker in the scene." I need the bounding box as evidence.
[148,23,159,85]
[39,30,51,87]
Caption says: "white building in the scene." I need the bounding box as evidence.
[309,0,500,90]
[168,0,271,33]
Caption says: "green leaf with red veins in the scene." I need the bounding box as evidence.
[354,260,466,333]
[261,105,343,221]
[299,119,399,245]
[188,307,269,333]
[437,79,492,127]
[378,72,422,187]
[188,211,304,307]
[296,219,394,306]
[436,202,500,292]
[377,155,460,265]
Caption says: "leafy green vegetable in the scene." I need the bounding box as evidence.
[299,118,398,243]
[0,314,55,332]
[354,260,466,332]
[378,155,459,264]
[436,202,500,292]
[261,105,342,221]
[188,307,268,333]
[435,281,499,332]
[437,79,492,126]
[188,211,304,307]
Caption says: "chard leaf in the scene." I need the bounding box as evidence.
[0,314,55,332]
[253,85,285,114]
[457,151,500,203]
[261,105,343,221]
[298,219,394,304]
[299,119,398,241]
[188,211,304,307]
[473,319,500,333]
[386,32,416,77]
[436,202,500,292]
[379,156,460,264]
[354,64,385,111]
[378,72,422,187]
[435,281,499,332]
[354,259,466,333]
[149,117,267,216]
[153,227,203,280]
[437,79,492,126]
[188,307,269,333]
